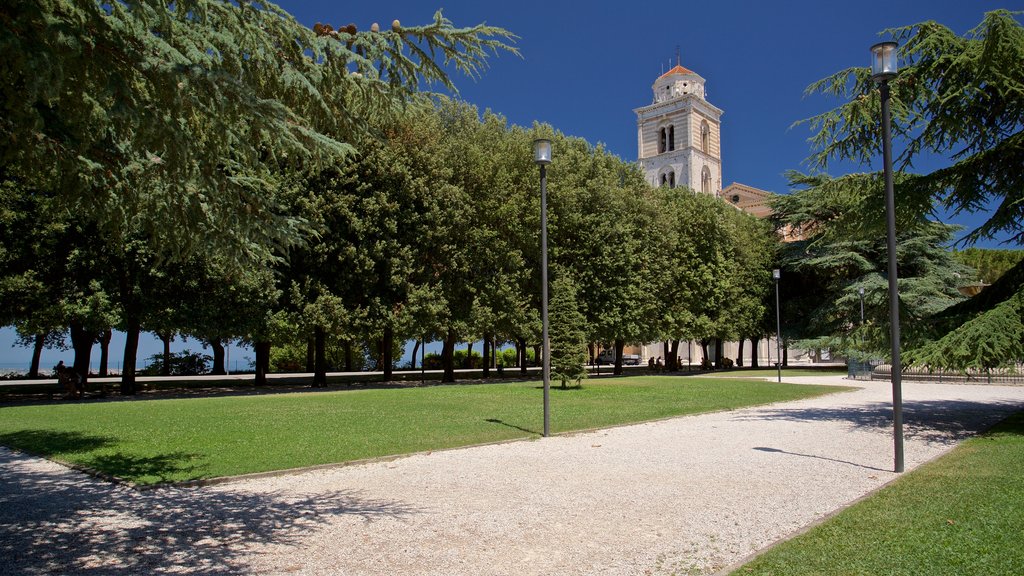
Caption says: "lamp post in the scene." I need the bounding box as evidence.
[772,268,782,383]
[534,138,552,438]
[858,286,865,326]
[871,41,905,473]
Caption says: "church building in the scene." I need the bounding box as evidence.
[627,60,803,368]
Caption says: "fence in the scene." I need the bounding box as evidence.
[871,363,1024,386]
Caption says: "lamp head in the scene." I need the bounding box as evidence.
[533,139,552,165]
[870,41,898,83]
[772,269,781,280]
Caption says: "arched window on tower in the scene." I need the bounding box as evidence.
[701,167,711,194]
[668,125,675,151]
[658,128,667,154]
[659,171,676,188]
[701,121,710,154]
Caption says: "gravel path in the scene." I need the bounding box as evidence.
[3,376,1024,575]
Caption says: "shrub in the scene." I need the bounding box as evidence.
[141,350,212,376]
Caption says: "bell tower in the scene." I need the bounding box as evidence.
[635,61,723,195]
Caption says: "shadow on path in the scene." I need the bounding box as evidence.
[0,448,421,575]
[734,398,1024,444]
[752,446,891,473]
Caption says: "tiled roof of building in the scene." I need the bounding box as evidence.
[658,64,696,78]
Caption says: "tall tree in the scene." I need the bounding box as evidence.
[796,11,1024,369]
[772,175,972,361]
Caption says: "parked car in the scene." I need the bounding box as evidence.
[597,351,641,365]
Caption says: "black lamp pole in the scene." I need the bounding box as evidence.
[871,41,905,473]
[773,269,782,383]
[534,139,552,438]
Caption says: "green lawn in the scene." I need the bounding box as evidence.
[0,376,847,485]
[732,411,1024,576]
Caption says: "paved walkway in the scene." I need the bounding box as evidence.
[2,376,1023,575]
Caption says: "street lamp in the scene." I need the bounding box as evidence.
[772,268,782,383]
[871,41,905,473]
[534,138,552,438]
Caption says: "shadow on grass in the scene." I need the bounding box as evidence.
[484,418,539,435]
[0,446,422,575]
[0,431,203,484]
[0,430,114,456]
[734,398,1024,443]
[86,452,205,485]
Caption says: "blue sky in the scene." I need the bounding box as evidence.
[1,1,1019,372]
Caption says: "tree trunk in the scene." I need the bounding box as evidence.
[736,339,745,367]
[482,334,491,378]
[518,338,528,375]
[587,342,595,365]
[411,340,420,370]
[306,336,315,373]
[382,325,394,381]
[613,339,625,375]
[210,337,226,375]
[69,321,93,396]
[533,344,541,368]
[255,341,271,386]
[699,339,710,368]
[442,329,457,383]
[344,340,354,372]
[98,329,111,376]
[465,342,474,369]
[783,340,789,367]
[669,340,680,371]
[313,326,327,387]
[750,338,760,368]
[714,338,724,368]
[29,333,44,378]
[157,332,172,376]
[121,319,140,396]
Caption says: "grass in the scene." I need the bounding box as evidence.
[731,411,1024,576]
[0,376,847,485]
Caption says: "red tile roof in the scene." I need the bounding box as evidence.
[658,64,696,78]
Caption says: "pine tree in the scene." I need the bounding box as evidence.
[798,10,1024,246]
[549,271,588,389]
[794,11,1024,370]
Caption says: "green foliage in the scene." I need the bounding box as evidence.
[1,0,517,265]
[952,247,1024,284]
[905,291,1024,371]
[549,271,588,388]
[452,349,483,369]
[140,350,212,376]
[772,173,972,362]
[798,10,1024,246]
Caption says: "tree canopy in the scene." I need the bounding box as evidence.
[799,9,1024,246]
[1,0,516,265]
[793,9,1024,371]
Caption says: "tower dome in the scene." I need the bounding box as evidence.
[652,65,706,103]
